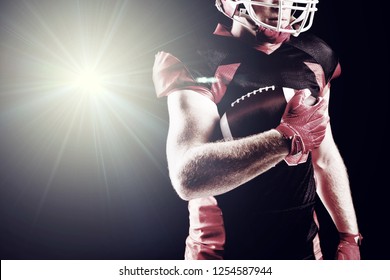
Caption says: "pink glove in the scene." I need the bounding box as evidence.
[336,232,363,260]
[276,89,329,165]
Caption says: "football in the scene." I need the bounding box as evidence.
[220,86,316,140]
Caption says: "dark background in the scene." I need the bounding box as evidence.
[0,0,388,260]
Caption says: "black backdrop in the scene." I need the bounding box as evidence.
[0,0,388,260]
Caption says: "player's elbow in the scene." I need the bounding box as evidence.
[170,176,195,201]
[169,167,204,201]
[173,186,194,201]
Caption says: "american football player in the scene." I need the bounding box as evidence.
[153,0,361,259]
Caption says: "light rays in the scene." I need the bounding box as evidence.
[72,67,105,93]
[0,0,169,226]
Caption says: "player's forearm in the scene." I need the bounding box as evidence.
[169,129,289,200]
[314,152,359,234]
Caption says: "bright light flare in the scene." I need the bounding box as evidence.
[72,67,105,94]
[0,0,170,231]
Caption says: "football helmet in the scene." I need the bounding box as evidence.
[215,0,319,36]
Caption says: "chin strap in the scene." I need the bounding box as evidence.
[255,25,292,44]
[237,8,293,43]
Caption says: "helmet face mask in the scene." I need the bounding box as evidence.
[215,0,319,36]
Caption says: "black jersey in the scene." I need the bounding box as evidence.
[153,24,340,260]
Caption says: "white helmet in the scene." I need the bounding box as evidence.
[215,0,319,36]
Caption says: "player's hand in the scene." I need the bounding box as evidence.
[276,89,329,165]
[335,232,363,260]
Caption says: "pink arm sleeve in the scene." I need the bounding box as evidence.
[152,51,215,101]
